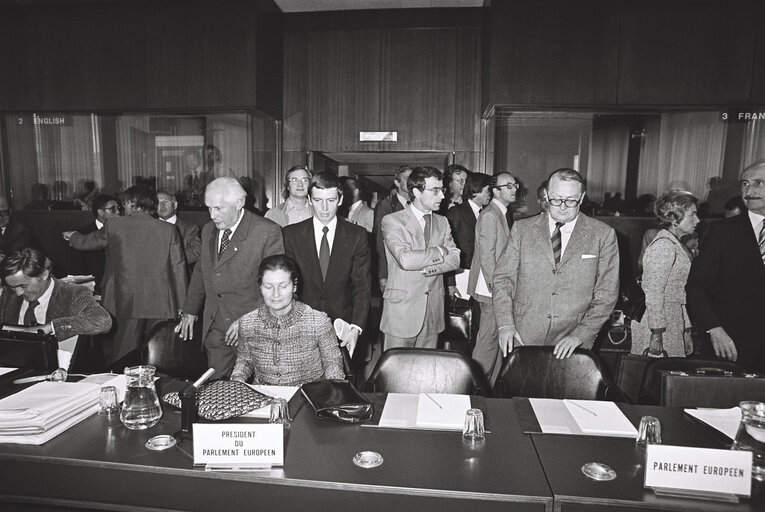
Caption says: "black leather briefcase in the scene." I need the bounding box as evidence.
[441,297,477,344]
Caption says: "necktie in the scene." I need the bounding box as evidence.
[423,213,431,246]
[24,300,40,327]
[758,220,765,265]
[505,209,514,231]
[218,228,232,260]
[552,222,564,264]
[319,226,330,280]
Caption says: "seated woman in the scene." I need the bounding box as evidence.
[631,190,699,358]
[230,254,344,385]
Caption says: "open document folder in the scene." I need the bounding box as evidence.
[529,398,638,438]
[375,393,471,431]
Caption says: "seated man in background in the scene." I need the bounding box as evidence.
[0,248,112,340]
[76,194,120,292]
[156,190,201,269]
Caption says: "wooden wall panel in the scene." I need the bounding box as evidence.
[749,2,765,104]
[381,28,457,151]
[31,2,147,110]
[145,0,259,109]
[618,0,756,105]
[282,32,308,151]
[306,29,382,152]
[485,0,619,107]
[454,27,482,155]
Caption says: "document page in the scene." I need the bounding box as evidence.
[378,393,419,428]
[529,398,580,434]
[415,393,470,430]
[685,407,741,440]
[563,399,637,438]
[242,385,299,419]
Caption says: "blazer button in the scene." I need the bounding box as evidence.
[546,314,552,319]
[217,293,222,298]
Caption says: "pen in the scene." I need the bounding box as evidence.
[424,392,442,410]
[569,400,598,417]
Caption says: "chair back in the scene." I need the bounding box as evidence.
[638,357,745,405]
[494,346,626,401]
[140,319,208,380]
[363,348,491,396]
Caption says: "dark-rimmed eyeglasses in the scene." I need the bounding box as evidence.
[496,182,519,191]
[423,187,446,196]
[546,196,582,208]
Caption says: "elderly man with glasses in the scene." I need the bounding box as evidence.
[492,168,620,359]
[380,166,460,349]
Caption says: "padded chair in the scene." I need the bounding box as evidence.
[493,346,628,401]
[140,319,209,380]
[362,348,492,396]
[637,357,746,405]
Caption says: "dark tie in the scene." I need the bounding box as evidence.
[319,226,330,280]
[218,228,232,260]
[505,209,514,230]
[758,220,765,265]
[423,213,431,246]
[552,222,564,264]
[24,300,40,327]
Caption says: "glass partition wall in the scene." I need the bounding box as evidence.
[484,108,765,217]
[0,109,278,213]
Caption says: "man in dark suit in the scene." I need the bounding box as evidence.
[157,190,201,268]
[687,161,765,372]
[0,248,112,340]
[66,185,187,364]
[446,172,491,270]
[75,194,120,292]
[284,173,371,356]
[178,177,284,379]
[373,165,413,293]
[0,196,35,255]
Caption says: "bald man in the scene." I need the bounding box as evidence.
[178,177,284,378]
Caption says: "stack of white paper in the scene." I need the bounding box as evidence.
[375,393,471,431]
[529,398,637,438]
[0,378,118,445]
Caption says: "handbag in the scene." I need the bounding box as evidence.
[441,296,476,344]
[163,380,274,421]
[300,379,373,424]
[620,276,646,323]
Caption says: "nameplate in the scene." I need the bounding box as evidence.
[193,424,284,468]
[644,445,751,497]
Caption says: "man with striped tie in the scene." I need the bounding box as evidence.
[492,168,620,359]
[687,161,765,372]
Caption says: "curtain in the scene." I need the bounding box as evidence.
[741,118,765,168]
[637,112,726,199]
[587,122,629,202]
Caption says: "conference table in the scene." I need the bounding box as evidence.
[0,390,762,512]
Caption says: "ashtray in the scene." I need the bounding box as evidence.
[353,451,383,468]
[146,435,177,451]
[581,462,616,481]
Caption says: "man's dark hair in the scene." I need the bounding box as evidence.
[444,164,470,183]
[463,173,491,202]
[308,172,341,198]
[124,185,157,213]
[1,247,51,281]
[407,166,444,201]
[91,194,119,217]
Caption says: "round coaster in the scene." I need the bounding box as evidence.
[146,435,177,451]
[581,462,616,481]
[353,451,383,468]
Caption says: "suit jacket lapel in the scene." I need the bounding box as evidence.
[303,220,324,289]
[326,219,350,285]
[215,212,248,268]
[558,214,590,267]
[535,214,555,265]
[45,281,62,323]
[404,207,426,248]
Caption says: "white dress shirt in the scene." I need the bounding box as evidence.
[547,213,579,256]
[748,210,765,240]
[217,209,244,251]
[313,216,338,255]
[18,279,54,326]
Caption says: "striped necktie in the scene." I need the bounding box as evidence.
[758,220,765,265]
[552,222,564,264]
[218,228,231,260]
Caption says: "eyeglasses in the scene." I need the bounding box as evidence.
[496,182,519,191]
[423,187,447,196]
[289,177,310,185]
[546,195,582,208]
[740,179,765,189]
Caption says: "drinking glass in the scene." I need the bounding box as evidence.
[463,408,485,441]
[269,398,291,425]
[120,365,162,430]
[636,416,662,449]
[732,401,765,481]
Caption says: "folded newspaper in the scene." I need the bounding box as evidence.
[0,374,124,445]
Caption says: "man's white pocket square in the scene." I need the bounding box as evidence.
[581,254,597,259]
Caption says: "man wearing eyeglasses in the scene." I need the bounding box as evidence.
[74,194,120,293]
[265,165,314,227]
[493,168,619,359]
[687,161,765,372]
[380,166,460,349]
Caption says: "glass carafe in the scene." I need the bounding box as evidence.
[731,401,765,481]
[120,365,162,430]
